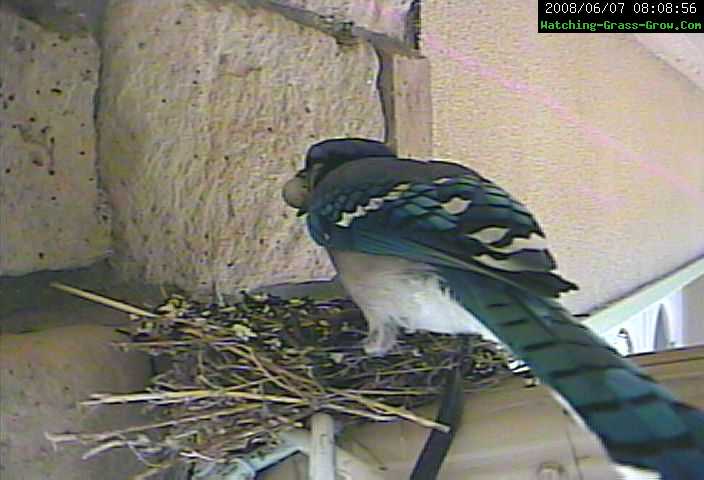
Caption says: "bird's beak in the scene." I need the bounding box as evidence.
[282,169,310,215]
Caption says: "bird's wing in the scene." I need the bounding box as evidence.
[306,157,704,479]
[440,266,704,480]
[307,157,577,298]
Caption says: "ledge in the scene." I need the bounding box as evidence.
[634,34,704,92]
[585,255,704,334]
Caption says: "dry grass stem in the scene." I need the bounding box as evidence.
[48,288,513,477]
[50,282,157,318]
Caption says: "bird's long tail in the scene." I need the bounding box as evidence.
[438,267,704,480]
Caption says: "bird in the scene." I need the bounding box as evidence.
[282,137,704,479]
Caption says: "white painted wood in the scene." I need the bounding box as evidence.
[310,413,336,480]
[263,347,704,480]
[585,256,704,335]
[634,34,704,92]
[277,429,386,480]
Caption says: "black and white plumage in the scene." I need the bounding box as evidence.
[282,138,704,479]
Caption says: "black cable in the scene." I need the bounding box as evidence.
[410,341,467,480]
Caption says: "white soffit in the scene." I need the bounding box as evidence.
[634,34,704,91]
[585,255,704,335]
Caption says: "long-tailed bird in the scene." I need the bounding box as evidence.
[282,137,704,479]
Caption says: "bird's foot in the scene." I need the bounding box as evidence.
[363,322,398,356]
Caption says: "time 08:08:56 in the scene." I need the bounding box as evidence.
[544,3,697,14]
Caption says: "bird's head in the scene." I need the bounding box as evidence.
[282,138,394,215]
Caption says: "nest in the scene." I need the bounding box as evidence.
[47,284,512,479]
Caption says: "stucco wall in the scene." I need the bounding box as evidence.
[1,0,423,288]
[0,6,111,276]
[97,0,386,295]
[422,0,704,313]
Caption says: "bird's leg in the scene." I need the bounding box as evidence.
[362,317,399,356]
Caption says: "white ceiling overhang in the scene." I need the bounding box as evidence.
[634,34,704,91]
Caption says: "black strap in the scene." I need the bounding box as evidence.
[410,346,466,480]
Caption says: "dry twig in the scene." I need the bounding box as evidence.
[48,286,512,477]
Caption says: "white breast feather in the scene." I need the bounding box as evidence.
[613,466,661,480]
[330,250,499,351]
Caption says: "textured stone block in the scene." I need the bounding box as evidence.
[0,6,111,276]
[0,325,151,479]
[282,0,417,41]
[98,0,384,295]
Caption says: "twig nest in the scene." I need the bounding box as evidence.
[49,292,512,478]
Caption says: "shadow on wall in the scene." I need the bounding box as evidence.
[1,0,109,36]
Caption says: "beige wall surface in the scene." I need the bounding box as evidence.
[0,6,111,276]
[97,0,385,295]
[422,0,704,313]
